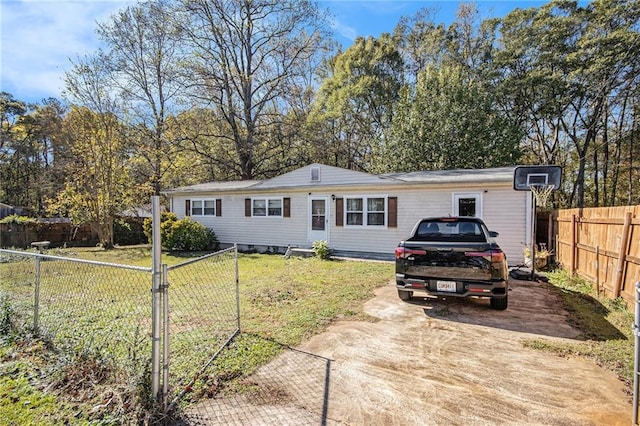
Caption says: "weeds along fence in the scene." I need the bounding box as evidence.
[555,205,640,308]
[0,245,239,416]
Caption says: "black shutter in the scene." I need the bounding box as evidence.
[283,198,290,217]
[388,197,397,228]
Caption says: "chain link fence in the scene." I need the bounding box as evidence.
[0,249,154,422]
[0,249,152,362]
[0,245,240,421]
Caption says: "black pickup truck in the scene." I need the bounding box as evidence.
[395,217,509,310]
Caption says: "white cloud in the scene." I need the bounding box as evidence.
[325,0,429,48]
[0,0,134,102]
[330,16,358,43]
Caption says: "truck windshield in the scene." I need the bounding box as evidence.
[413,220,486,242]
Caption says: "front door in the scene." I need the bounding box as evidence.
[308,196,329,243]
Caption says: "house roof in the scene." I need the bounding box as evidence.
[254,163,397,189]
[120,204,168,218]
[164,180,261,194]
[164,164,517,195]
[382,166,516,184]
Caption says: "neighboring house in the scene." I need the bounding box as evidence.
[164,163,531,264]
[0,202,15,219]
[120,204,167,219]
[0,203,30,218]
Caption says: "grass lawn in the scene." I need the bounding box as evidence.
[524,269,635,393]
[0,246,394,423]
[1,247,635,422]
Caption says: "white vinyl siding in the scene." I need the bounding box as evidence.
[482,189,528,265]
[260,163,383,188]
[330,187,527,264]
[173,194,307,248]
[169,167,527,265]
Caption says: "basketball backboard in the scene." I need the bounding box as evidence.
[513,165,562,191]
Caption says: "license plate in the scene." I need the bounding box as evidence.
[436,280,457,292]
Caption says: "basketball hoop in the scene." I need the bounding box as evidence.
[514,165,562,280]
[530,184,554,208]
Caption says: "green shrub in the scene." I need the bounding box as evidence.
[312,240,331,260]
[143,212,178,245]
[165,218,218,251]
[114,219,146,246]
[144,214,218,251]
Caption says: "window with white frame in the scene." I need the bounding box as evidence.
[252,197,283,217]
[367,197,385,225]
[453,193,482,218]
[346,196,386,226]
[191,199,216,216]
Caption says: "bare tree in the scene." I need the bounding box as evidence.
[97,0,187,195]
[179,0,331,179]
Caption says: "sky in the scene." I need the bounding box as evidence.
[0,0,550,105]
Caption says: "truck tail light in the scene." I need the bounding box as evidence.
[465,249,505,263]
[395,247,427,259]
[490,249,506,263]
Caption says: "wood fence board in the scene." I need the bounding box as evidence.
[554,205,640,311]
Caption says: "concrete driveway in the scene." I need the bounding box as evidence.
[185,278,632,425]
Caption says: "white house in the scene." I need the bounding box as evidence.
[164,163,531,264]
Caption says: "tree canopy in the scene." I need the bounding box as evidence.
[1,0,639,234]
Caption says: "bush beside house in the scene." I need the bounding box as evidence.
[143,213,219,251]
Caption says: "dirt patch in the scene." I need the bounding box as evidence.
[186,279,632,425]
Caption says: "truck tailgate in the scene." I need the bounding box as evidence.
[399,243,494,281]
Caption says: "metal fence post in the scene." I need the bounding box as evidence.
[633,281,640,425]
[234,244,240,331]
[162,263,169,412]
[151,196,162,401]
[530,192,537,281]
[33,256,41,332]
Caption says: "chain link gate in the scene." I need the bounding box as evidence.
[146,197,241,414]
[159,245,240,413]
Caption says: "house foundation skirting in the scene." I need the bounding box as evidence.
[218,242,394,262]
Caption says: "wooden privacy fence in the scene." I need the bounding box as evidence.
[0,219,147,249]
[555,205,640,308]
[0,222,98,248]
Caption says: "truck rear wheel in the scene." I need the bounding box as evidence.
[490,295,508,310]
[398,290,413,301]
